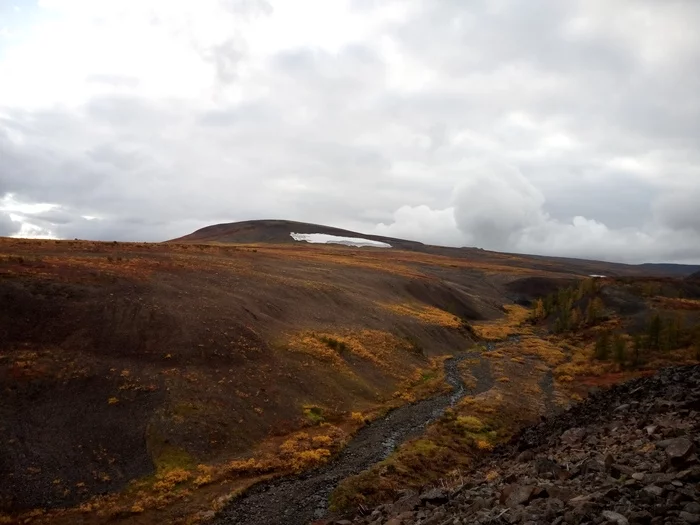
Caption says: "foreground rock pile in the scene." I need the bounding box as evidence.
[334,365,700,525]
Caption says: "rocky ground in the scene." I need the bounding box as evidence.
[329,365,700,525]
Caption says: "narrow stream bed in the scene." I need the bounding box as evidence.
[214,350,494,525]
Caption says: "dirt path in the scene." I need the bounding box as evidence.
[214,351,494,525]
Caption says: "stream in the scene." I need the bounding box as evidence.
[214,350,494,525]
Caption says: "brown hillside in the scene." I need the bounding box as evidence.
[0,237,545,519]
[1,231,698,525]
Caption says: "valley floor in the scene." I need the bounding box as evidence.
[214,350,493,525]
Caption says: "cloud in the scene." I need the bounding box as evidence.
[0,212,20,236]
[653,187,700,234]
[0,0,699,262]
[452,162,546,250]
[374,205,460,246]
[375,161,700,263]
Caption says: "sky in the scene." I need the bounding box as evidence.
[1,0,699,264]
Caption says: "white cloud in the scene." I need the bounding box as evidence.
[0,0,699,262]
[374,205,460,246]
[452,162,546,250]
[375,161,700,263]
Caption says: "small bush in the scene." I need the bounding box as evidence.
[454,415,486,433]
[319,336,349,353]
[350,411,366,424]
[303,405,325,424]
[312,435,333,447]
[152,469,191,492]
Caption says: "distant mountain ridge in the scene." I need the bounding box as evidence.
[169,219,700,277]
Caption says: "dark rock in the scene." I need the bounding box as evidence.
[665,438,695,465]
[604,453,615,468]
[503,484,536,507]
[643,485,665,498]
[680,512,700,524]
[561,428,587,445]
[389,493,420,514]
[535,458,565,478]
[582,458,604,474]
[518,450,535,463]
[419,488,448,504]
[395,511,415,521]
[628,510,653,524]
[610,464,636,479]
[540,484,573,502]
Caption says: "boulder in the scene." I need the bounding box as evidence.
[419,488,449,505]
[560,428,587,445]
[665,438,695,465]
[500,484,538,507]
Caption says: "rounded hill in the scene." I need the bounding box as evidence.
[168,219,425,251]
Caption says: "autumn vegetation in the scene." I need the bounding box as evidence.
[1,234,699,525]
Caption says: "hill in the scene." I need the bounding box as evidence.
[171,220,700,278]
[1,228,699,525]
[168,219,425,251]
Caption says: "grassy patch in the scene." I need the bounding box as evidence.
[154,446,196,475]
[284,329,421,372]
[303,405,325,425]
[471,305,531,340]
[380,302,463,328]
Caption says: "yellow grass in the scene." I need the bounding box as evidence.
[518,337,566,366]
[471,305,531,340]
[379,302,462,328]
[284,329,417,372]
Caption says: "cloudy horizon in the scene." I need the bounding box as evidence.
[1,0,699,264]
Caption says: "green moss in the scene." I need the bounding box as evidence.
[454,415,486,433]
[154,445,196,474]
[303,405,325,424]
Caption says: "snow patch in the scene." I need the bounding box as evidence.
[290,232,392,248]
[589,274,607,278]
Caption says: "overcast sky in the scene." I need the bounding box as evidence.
[1,0,699,263]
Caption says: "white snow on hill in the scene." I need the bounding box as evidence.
[290,232,392,248]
